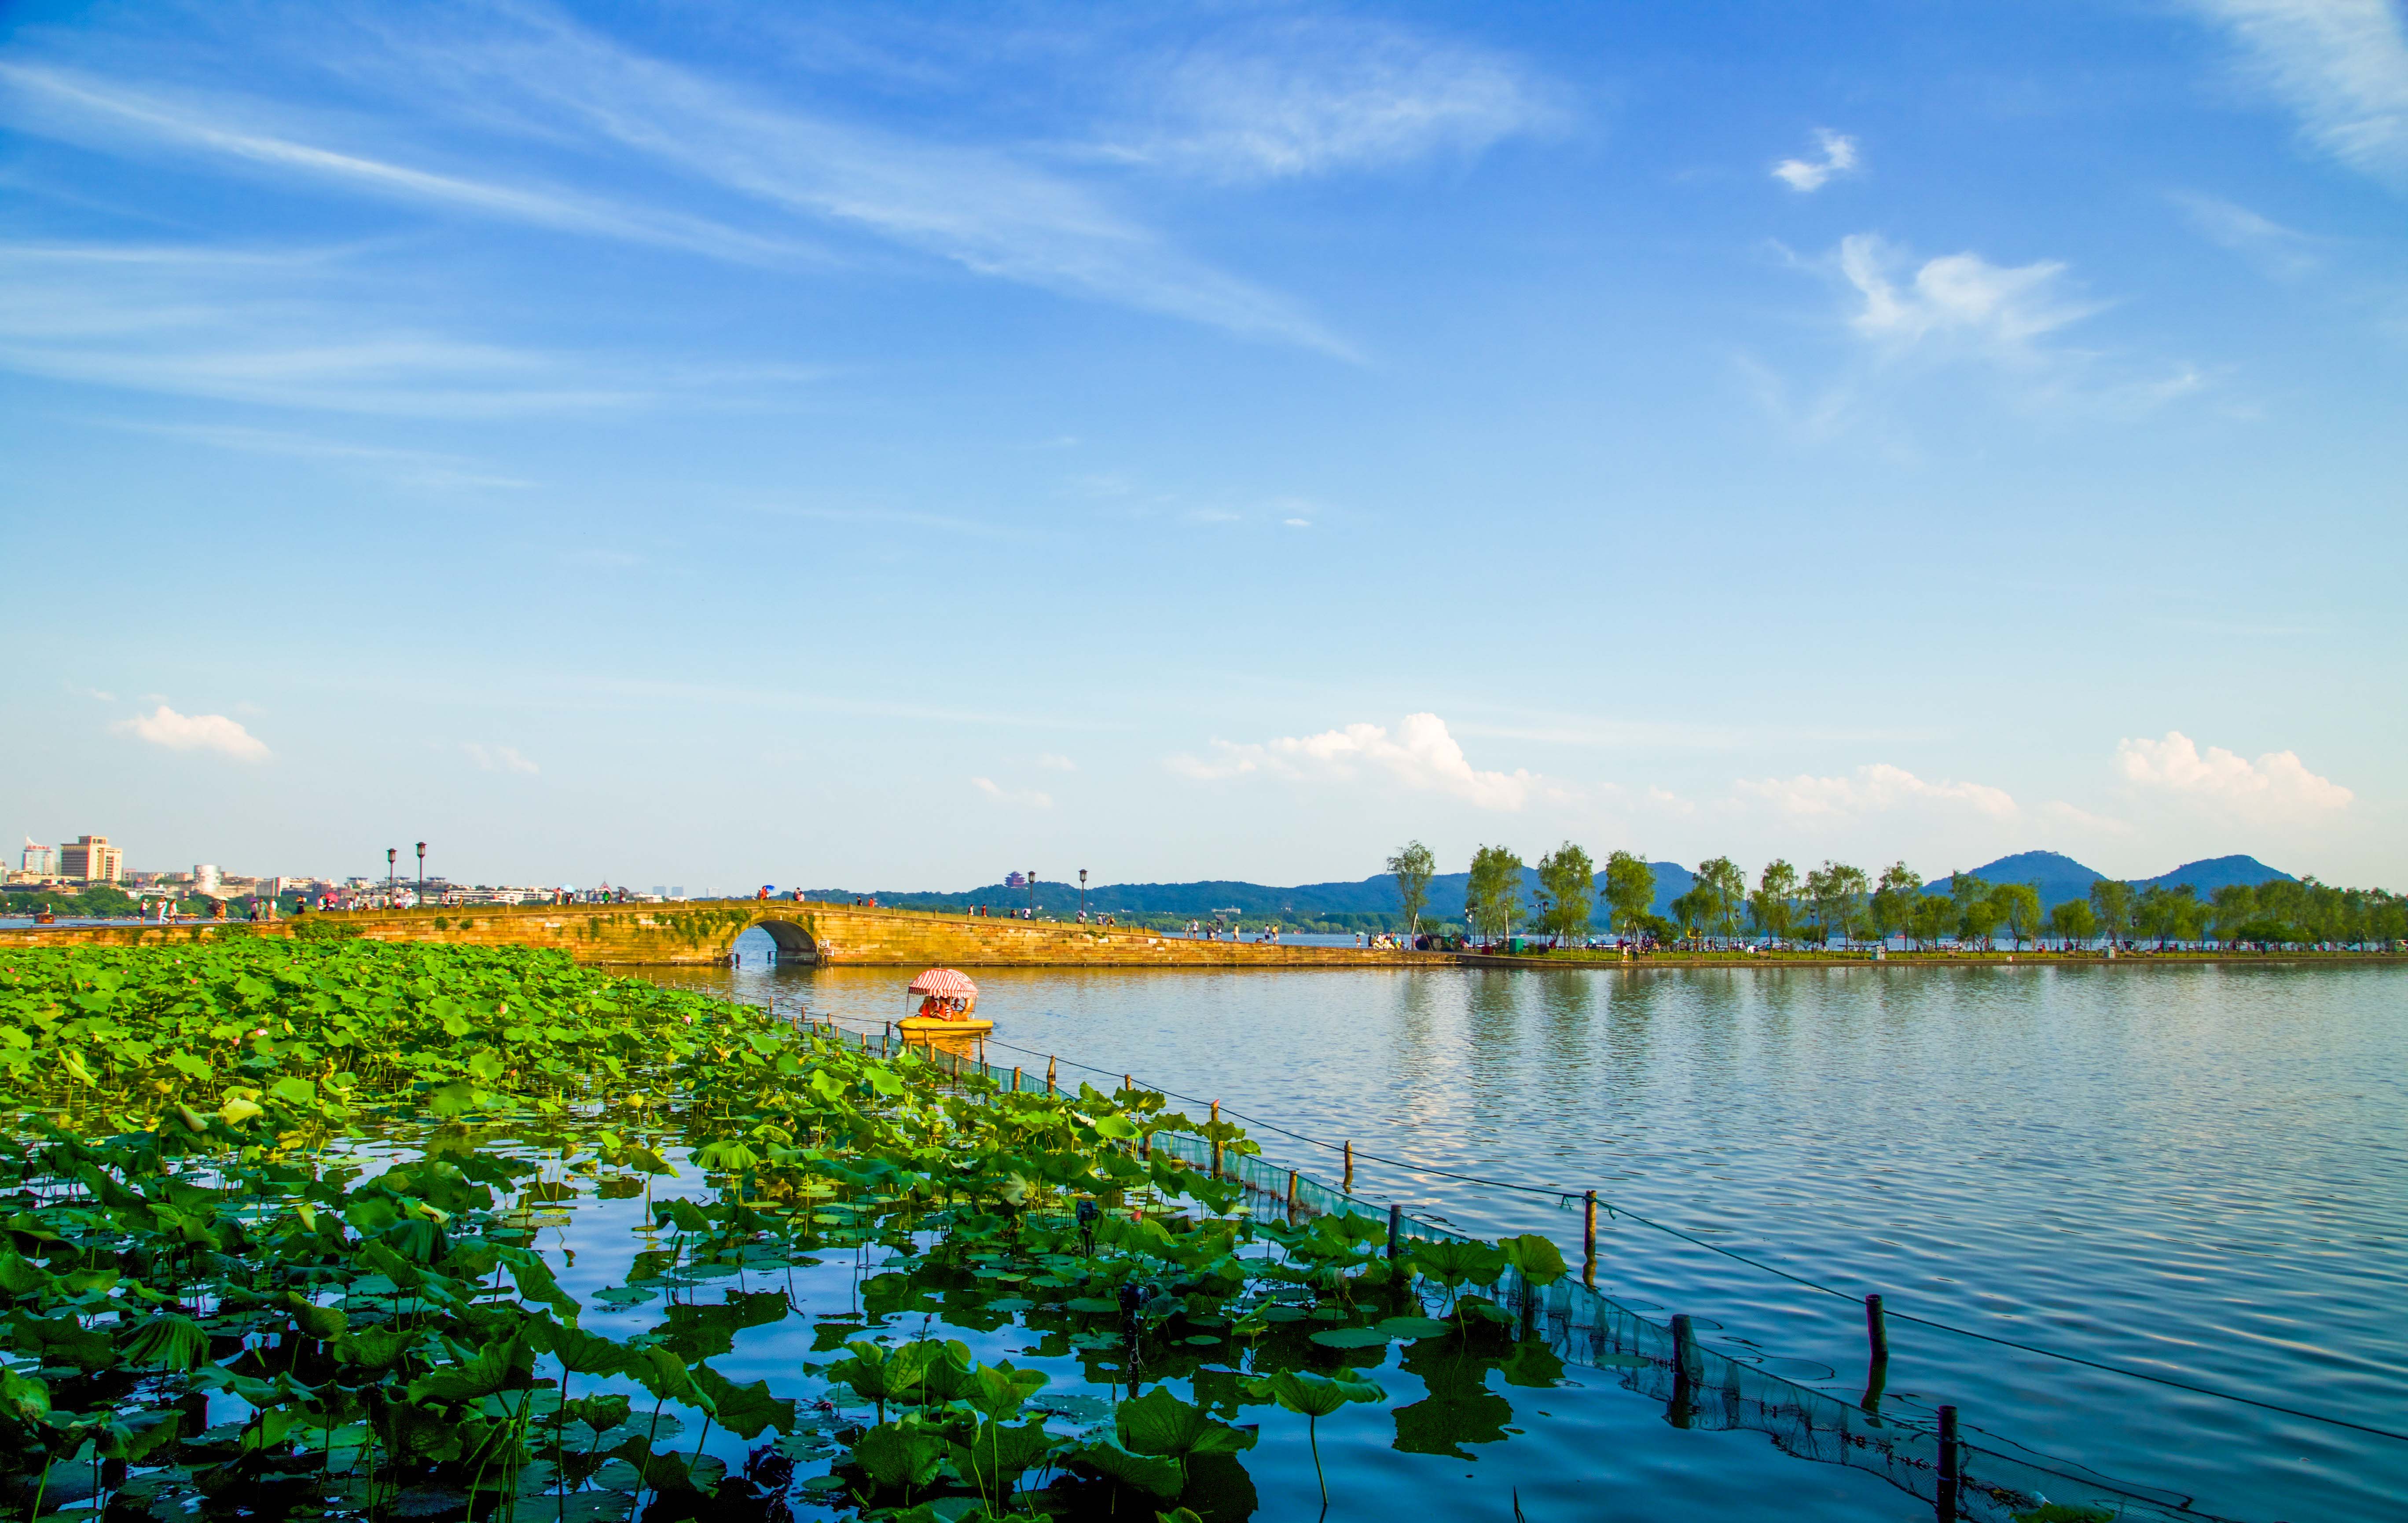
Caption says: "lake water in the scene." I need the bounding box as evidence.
[644,945,2408,1521]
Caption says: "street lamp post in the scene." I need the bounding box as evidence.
[1080,868,1088,922]
[416,842,427,908]
[386,848,396,905]
[1028,870,1037,919]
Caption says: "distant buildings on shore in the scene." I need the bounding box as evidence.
[8,832,706,913]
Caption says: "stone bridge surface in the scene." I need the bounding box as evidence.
[2,899,1444,968]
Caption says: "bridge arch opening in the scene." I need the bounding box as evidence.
[752,918,821,964]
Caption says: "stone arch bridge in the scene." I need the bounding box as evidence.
[3,899,1440,968]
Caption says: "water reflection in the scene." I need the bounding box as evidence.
[637,946,2408,1521]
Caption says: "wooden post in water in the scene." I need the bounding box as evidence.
[1668,1313,1698,1428]
[1342,1141,1354,1195]
[1583,1190,1598,1286]
[1861,1294,1890,1413]
[1123,1073,1133,1096]
[1935,1405,1960,1521]
[1386,1202,1402,1259]
[1286,1170,1299,1222]
[1011,1066,1022,1094]
[1209,1100,1222,1178]
[1046,1056,1057,1096]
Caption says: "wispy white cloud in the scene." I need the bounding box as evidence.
[1772,128,1859,192]
[64,681,116,702]
[0,242,645,415]
[106,419,534,488]
[0,243,822,416]
[1169,712,1541,810]
[1839,233,2100,361]
[0,9,1354,355]
[0,62,806,265]
[2114,730,2352,813]
[1734,763,2018,819]
[112,704,270,761]
[972,776,1053,809]
[1035,753,1077,772]
[2172,192,2327,278]
[2184,0,2408,185]
[1098,18,1559,182]
[464,743,540,775]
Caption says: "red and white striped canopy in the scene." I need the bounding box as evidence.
[907,968,978,996]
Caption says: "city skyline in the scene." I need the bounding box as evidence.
[3,2,2401,888]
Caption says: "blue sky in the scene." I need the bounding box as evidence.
[3,0,2402,893]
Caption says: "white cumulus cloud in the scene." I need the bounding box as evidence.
[2185,0,2408,184]
[2114,730,2352,813]
[1773,128,1859,191]
[112,704,269,761]
[1734,762,2017,818]
[464,743,539,775]
[1168,712,1539,810]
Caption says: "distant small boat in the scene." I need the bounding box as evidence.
[897,967,992,1036]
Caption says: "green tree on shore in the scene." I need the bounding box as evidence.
[1534,843,1596,944]
[2089,879,2134,945]
[1750,860,1799,945]
[2048,898,2099,948]
[1870,862,1923,948]
[1806,862,1870,946]
[1465,845,1525,941]
[1907,891,1954,950]
[1992,882,2042,951]
[1695,857,1747,945]
[1602,851,1656,937]
[1960,893,2005,948]
[1387,841,1437,937]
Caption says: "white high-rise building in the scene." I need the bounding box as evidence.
[20,840,56,876]
[193,864,221,894]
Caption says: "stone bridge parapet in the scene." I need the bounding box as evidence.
[1,899,1445,969]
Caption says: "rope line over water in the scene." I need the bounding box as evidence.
[815,1014,2408,1449]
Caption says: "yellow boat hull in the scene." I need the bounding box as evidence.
[897,1016,994,1037]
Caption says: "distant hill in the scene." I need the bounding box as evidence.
[1927,851,2294,906]
[804,860,1696,926]
[2138,855,2296,896]
[800,853,2296,926]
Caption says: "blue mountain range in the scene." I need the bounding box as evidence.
[812,851,2293,923]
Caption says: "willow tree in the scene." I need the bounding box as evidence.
[1534,842,1597,944]
[1991,882,2042,951]
[1464,845,1525,941]
[1805,861,1870,947]
[2089,879,2134,945]
[2049,898,2099,948]
[1871,862,1923,947]
[1694,856,1747,946]
[1387,840,1437,936]
[1602,851,1656,937]
[1751,859,1799,945]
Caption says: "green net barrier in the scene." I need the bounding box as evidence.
[833,1021,2228,1523]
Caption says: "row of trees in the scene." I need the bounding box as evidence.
[1384,842,2408,950]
